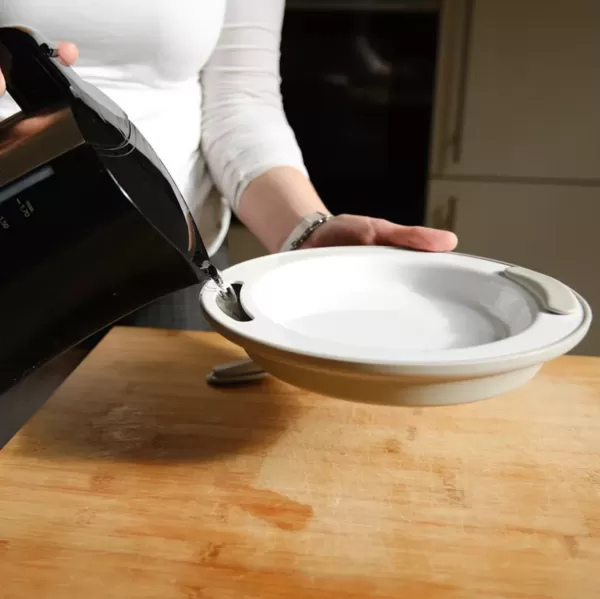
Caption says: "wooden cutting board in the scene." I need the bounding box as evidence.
[1,327,599,599]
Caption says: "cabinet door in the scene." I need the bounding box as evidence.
[427,180,600,356]
[430,0,600,181]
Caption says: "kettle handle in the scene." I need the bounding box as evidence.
[0,26,214,270]
[0,26,74,113]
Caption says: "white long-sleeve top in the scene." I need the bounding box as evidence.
[0,0,308,255]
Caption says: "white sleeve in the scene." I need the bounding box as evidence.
[200,0,309,212]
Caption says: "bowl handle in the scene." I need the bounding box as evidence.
[502,266,578,315]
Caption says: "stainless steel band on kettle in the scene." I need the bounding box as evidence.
[279,211,334,252]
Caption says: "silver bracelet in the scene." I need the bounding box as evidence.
[279,211,334,252]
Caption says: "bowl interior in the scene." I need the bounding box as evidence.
[242,255,538,353]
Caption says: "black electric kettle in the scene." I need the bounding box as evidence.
[0,27,220,448]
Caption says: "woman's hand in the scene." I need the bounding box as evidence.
[0,41,78,95]
[301,213,458,253]
[238,168,457,254]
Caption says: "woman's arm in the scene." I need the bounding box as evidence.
[200,0,321,253]
[200,1,457,255]
[235,166,328,253]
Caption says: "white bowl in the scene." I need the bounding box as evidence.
[200,247,591,406]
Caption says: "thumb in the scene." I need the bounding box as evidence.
[1,41,78,95]
[56,41,79,66]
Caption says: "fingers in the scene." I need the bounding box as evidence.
[376,220,458,252]
[56,41,79,66]
[0,69,5,95]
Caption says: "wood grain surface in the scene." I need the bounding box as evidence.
[1,327,599,599]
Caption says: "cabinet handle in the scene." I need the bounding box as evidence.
[445,196,458,232]
[450,0,475,163]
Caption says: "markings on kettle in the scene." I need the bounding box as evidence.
[16,198,34,218]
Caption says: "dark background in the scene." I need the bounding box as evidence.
[281,7,439,226]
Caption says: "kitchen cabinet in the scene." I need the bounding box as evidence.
[430,0,600,181]
[427,179,600,356]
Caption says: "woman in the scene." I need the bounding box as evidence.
[0,1,457,330]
